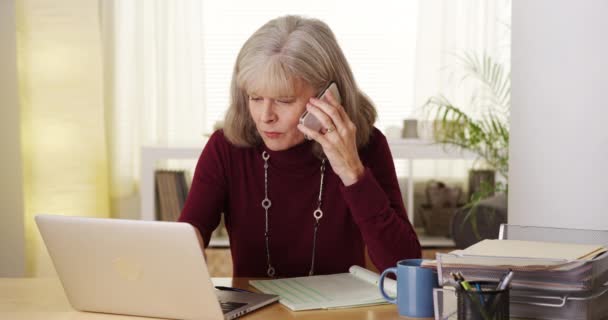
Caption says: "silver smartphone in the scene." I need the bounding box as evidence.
[299,82,342,138]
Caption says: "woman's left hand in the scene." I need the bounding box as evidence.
[297,90,365,186]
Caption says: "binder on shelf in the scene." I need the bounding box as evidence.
[155,170,189,221]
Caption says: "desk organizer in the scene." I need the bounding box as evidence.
[433,224,608,320]
[436,225,608,292]
[510,286,608,320]
[434,286,608,320]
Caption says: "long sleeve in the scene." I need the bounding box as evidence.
[340,129,421,272]
[178,128,420,277]
[178,131,227,248]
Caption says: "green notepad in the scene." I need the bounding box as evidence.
[249,266,396,311]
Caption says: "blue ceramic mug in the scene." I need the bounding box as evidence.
[379,259,439,318]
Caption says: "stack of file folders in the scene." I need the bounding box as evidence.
[432,224,608,320]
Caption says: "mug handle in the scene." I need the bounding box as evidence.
[379,267,397,304]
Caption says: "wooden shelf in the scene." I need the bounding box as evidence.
[140,138,476,222]
[208,234,454,249]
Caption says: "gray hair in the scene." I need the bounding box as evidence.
[223,15,377,154]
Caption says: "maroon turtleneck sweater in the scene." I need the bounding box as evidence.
[179,128,421,277]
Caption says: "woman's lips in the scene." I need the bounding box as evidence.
[263,131,282,139]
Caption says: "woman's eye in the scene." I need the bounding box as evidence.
[249,96,263,102]
[276,99,295,104]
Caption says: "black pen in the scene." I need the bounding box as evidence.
[215,286,254,294]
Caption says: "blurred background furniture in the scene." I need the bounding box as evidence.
[451,193,507,249]
[418,180,463,237]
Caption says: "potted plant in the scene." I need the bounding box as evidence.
[424,52,509,247]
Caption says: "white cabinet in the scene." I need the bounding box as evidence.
[140,139,476,225]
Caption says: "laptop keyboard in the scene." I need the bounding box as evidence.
[220,301,247,314]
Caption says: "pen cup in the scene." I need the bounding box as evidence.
[457,281,509,320]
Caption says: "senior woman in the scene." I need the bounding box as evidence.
[179,15,421,278]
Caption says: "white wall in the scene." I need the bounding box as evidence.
[0,0,26,276]
[510,0,608,229]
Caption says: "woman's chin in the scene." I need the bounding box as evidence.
[263,140,290,151]
[262,136,305,151]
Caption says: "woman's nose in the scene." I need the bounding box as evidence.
[260,100,277,123]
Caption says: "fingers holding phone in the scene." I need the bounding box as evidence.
[299,106,335,142]
[297,82,364,186]
[310,91,350,136]
[299,82,342,137]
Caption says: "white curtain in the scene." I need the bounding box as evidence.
[413,0,511,119]
[17,0,110,276]
[101,0,205,218]
[198,1,419,136]
[101,0,511,219]
[402,0,511,189]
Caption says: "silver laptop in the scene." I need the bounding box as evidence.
[35,214,278,320]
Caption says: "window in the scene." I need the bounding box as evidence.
[200,1,420,134]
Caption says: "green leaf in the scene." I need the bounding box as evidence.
[423,49,510,208]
